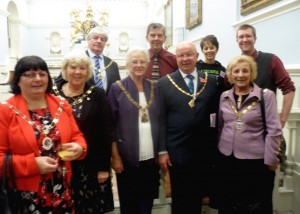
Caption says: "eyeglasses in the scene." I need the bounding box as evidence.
[176,53,195,59]
[130,61,147,66]
[21,72,48,79]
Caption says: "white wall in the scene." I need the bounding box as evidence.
[0,1,299,212]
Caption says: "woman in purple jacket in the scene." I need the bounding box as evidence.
[107,46,160,214]
[217,55,282,214]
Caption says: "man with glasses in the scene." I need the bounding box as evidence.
[236,23,295,214]
[157,41,221,214]
[236,24,295,129]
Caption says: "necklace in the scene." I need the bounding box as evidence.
[116,80,154,123]
[1,98,64,148]
[226,97,258,130]
[95,60,113,79]
[53,84,95,107]
[237,95,242,109]
[167,73,208,108]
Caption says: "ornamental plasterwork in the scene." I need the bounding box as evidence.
[70,6,109,47]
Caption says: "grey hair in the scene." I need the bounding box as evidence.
[87,26,109,41]
[125,46,150,65]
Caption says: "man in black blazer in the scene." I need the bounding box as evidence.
[157,41,221,214]
[86,26,121,95]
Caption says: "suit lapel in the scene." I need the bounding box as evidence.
[172,70,190,93]
[196,70,205,92]
[103,56,112,84]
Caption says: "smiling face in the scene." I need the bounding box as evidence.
[18,69,49,99]
[176,42,199,74]
[202,41,218,62]
[127,52,149,79]
[88,33,107,55]
[65,62,89,89]
[230,61,252,91]
[237,28,256,56]
[146,27,166,52]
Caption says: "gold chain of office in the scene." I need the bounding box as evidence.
[116,80,154,123]
[1,98,65,148]
[226,97,258,130]
[167,73,208,108]
[95,60,113,79]
[52,84,95,107]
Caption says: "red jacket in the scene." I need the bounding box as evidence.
[0,94,87,192]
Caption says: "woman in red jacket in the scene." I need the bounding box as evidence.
[0,55,87,213]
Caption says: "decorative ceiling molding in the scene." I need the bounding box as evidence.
[233,0,300,27]
[26,0,149,2]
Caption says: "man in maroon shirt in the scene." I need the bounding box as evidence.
[145,23,178,80]
[235,23,295,214]
[237,24,295,128]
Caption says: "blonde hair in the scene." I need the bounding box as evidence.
[226,55,257,84]
[61,50,93,81]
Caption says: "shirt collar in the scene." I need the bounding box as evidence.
[88,49,103,59]
[179,69,197,79]
[149,48,162,57]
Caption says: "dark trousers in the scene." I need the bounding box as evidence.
[169,161,209,214]
[116,159,160,214]
[218,153,275,214]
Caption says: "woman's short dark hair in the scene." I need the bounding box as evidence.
[10,55,53,94]
[200,35,219,50]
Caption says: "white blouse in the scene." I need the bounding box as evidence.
[138,92,154,161]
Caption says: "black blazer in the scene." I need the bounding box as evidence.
[157,70,220,165]
[86,50,121,95]
[53,78,113,173]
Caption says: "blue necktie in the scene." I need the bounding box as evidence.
[186,74,194,94]
[93,55,103,88]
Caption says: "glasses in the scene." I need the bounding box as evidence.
[130,61,147,66]
[237,34,254,40]
[176,53,195,59]
[21,72,48,79]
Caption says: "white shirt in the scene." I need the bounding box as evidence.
[179,69,198,95]
[88,49,108,91]
[138,92,154,161]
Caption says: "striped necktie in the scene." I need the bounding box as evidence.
[93,55,103,88]
[186,74,194,94]
[151,52,160,81]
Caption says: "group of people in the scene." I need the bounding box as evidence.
[0,22,295,214]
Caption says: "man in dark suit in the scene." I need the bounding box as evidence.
[157,41,221,214]
[86,26,121,95]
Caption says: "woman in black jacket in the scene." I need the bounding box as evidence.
[53,50,114,213]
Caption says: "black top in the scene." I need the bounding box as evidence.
[53,78,113,172]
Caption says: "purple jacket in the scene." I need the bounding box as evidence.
[218,83,282,165]
[107,76,159,167]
